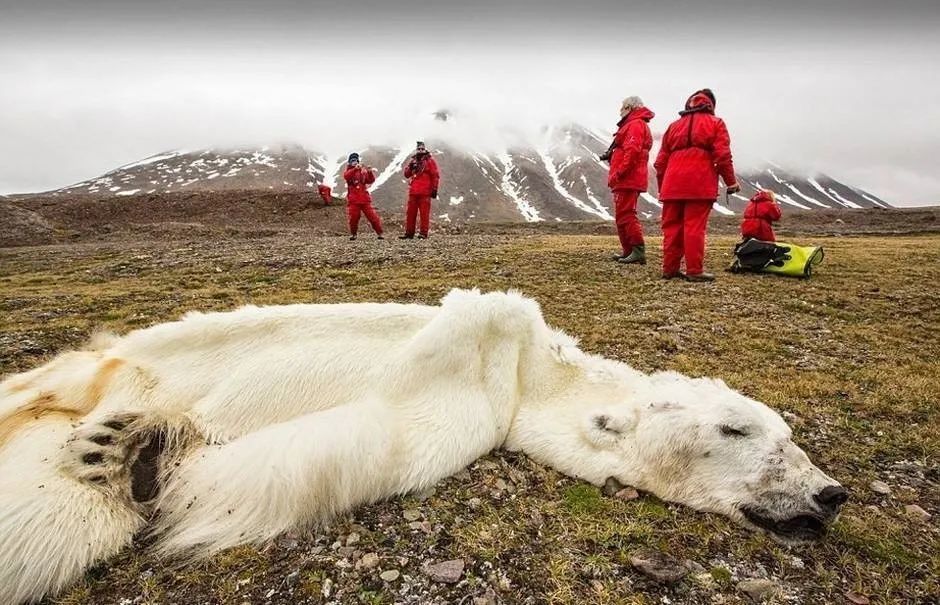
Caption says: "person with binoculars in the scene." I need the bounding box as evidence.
[400,141,440,239]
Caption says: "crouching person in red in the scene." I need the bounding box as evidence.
[606,96,654,264]
[654,88,740,281]
[741,190,782,242]
[401,141,439,239]
[317,183,332,205]
[343,152,384,241]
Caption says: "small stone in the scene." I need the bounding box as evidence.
[737,578,780,602]
[869,480,891,495]
[409,521,433,533]
[380,569,401,582]
[468,497,483,510]
[615,487,640,501]
[337,546,356,557]
[904,504,931,521]
[403,508,422,521]
[424,559,465,583]
[321,578,333,597]
[345,532,361,546]
[629,549,688,584]
[602,477,624,496]
[357,552,380,570]
[684,560,706,574]
[284,571,300,586]
[844,590,871,604]
[494,478,510,492]
[472,587,498,605]
[414,486,436,501]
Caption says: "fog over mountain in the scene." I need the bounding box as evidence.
[1,0,939,205]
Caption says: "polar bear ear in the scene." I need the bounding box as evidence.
[583,411,636,449]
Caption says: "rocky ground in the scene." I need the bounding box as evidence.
[0,221,937,604]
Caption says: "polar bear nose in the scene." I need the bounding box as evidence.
[814,485,849,512]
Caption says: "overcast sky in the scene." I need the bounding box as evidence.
[1,0,939,205]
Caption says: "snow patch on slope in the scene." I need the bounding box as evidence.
[495,151,541,222]
[536,147,612,220]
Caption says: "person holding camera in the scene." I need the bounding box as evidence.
[343,152,384,240]
[654,88,740,282]
[604,96,655,265]
[401,141,440,239]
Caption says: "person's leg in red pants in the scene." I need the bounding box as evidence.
[660,201,685,276]
[403,194,420,237]
[613,191,633,255]
[361,202,384,237]
[415,195,432,237]
[682,199,713,276]
[347,203,362,238]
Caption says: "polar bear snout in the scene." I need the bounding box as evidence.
[814,484,849,514]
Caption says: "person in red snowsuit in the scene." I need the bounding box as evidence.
[654,89,740,281]
[401,141,440,239]
[606,96,655,264]
[741,190,782,242]
[317,184,332,205]
[343,152,384,240]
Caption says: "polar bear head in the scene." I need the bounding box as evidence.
[584,371,848,543]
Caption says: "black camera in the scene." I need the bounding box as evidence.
[598,150,612,163]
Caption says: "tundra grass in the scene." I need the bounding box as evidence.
[0,233,937,604]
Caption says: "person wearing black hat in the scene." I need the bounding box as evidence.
[653,88,740,281]
[401,141,440,239]
[343,152,384,240]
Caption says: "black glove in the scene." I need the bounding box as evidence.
[431,189,438,199]
[408,161,418,172]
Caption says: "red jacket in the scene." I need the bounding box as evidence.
[404,153,440,197]
[741,191,782,241]
[608,107,655,192]
[343,165,375,204]
[317,184,332,203]
[654,93,737,201]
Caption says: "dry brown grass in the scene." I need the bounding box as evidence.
[0,232,937,604]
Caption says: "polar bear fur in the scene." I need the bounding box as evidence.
[0,289,845,604]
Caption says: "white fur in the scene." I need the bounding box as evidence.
[0,289,842,604]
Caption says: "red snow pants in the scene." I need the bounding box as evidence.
[347,202,383,236]
[613,189,645,254]
[661,199,713,276]
[405,194,431,237]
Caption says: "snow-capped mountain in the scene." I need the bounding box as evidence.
[49,126,890,222]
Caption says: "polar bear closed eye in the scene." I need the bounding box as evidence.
[0,289,847,604]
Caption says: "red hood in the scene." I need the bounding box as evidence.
[680,92,715,115]
[750,190,775,204]
[626,106,655,123]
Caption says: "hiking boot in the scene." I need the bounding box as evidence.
[611,253,628,261]
[617,245,646,265]
[349,235,357,240]
[377,235,385,240]
[417,234,428,239]
[685,272,715,282]
[661,271,686,280]
[399,234,414,240]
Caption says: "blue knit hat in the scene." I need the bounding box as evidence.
[347,152,360,164]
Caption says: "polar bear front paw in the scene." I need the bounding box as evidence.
[62,411,166,504]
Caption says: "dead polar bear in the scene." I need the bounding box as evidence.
[0,289,848,604]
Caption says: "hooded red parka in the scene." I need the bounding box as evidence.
[404,153,440,197]
[608,106,655,192]
[343,165,375,204]
[741,190,782,242]
[654,92,737,201]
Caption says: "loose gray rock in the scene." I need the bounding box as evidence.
[468,497,483,510]
[472,587,499,605]
[737,578,781,602]
[424,559,465,583]
[615,487,640,501]
[629,549,688,584]
[904,504,931,521]
[380,569,401,582]
[345,532,361,546]
[602,477,624,496]
[403,509,422,521]
[284,571,300,586]
[869,480,891,495]
[357,552,380,570]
